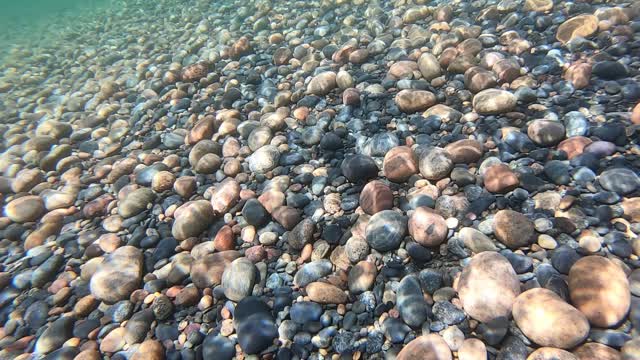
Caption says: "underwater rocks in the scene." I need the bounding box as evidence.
[0,0,639,359]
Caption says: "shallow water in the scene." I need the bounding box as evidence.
[0,0,639,359]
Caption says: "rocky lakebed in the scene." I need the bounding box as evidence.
[1,0,640,359]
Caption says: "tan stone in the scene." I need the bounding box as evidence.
[484,164,519,194]
[573,343,621,360]
[557,137,592,160]
[494,210,535,249]
[568,256,630,328]
[527,348,577,360]
[444,139,484,164]
[556,15,598,44]
[383,146,418,183]
[306,282,347,304]
[458,338,487,360]
[513,288,589,349]
[397,334,452,360]
[395,89,437,113]
[457,252,520,323]
[408,207,448,247]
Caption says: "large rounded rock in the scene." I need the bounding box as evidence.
[556,15,598,44]
[306,282,347,304]
[527,348,578,360]
[599,168,640,195]
[633,102,640,125]
[341,154,378,183]
[472,89,517,115]
[397,275,429,328]
[513,288,589,349]
[484,164,520,194]
[418,53,442,80]
[118,188,155,218]
[365,210,408,252]
[568,256,630,328]
[211,179,241,214]
[172,200,214,240]
[395,89,437,113]
[4,195,45,223]
[222,258,257,302]
[573,343,621,360]
[444,139,483,164]
[307,71,337,96]
[90,246,143,304]
[397,334,452,360]
[234,297,278,354]
[409,207,447,247]
[383,146,418,183]
[524,0,553,12]
[360,180,393,215]
[190,251,240,288]
[457,252,520,323]
[419,147,453,181]
[527,120,565,146]
[494,210,535,249]
[248,145,280,174]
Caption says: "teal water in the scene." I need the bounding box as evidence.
[0,0,112,59]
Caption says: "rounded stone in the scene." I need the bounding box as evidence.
[395,89,437,114]
[484,164,520,194]
[118,188,155,218]
[383,146,418,183]
[556,15,598,44]
[222,258,257,302]
[365,210,408,252]
[457,252,520,323]
[359,180,393,215]
[341,154,378,183]
[472,89,517,115]
[513,288,589,349]
[397,334,452,360]
[307,71,337,96]
[573,343,621,360]
[459,338,487,360]
[568,256,630,328]
[409,207,448,247]
[305,282,347,304]
[494,210,535,249]
[419,147,453,181]
[248,145,280,174]
[418,53,442,80]
[527,348,578,360]
[444,139,483,164]
[172,200,214,240]
[5,195,45,223]
[527,120,565,146]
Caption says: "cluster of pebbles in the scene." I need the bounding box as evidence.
[1,0,640,359]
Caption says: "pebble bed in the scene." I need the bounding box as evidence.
[1,0,640,359]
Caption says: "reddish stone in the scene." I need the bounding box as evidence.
[565,62,592,90]
[557,136,592,159]
[484,164,520,193]
[360,181,394,215]
[383,146,418,182]
[444,139,484,164]
[271,206,302,230]
[246,245,267,262]
[408,207,448,247]
[632,102,640,125]
[214,225,235,251]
